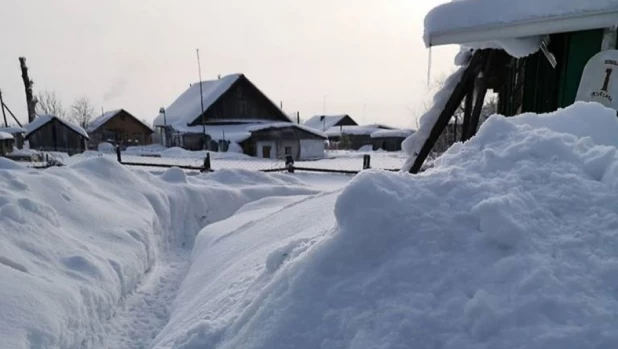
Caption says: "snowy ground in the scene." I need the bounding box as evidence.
[4,102,618,349]
[0,157,350,349]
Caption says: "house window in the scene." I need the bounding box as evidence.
[284,146,292,156]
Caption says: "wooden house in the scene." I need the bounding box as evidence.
[25,115,88,155]
[0,126,26,149]
[324,124,396,150]
[87,109,153,149]
[0,132,14,156]
[303,114,358,132]
[371,129,415,152]
[154,73,327,160]
[405,1,618,173]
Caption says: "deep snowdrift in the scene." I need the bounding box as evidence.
[0,158,319,349]
[154,102,618,349]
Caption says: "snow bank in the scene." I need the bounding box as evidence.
[0,158,318,349]
[155,101,618,348]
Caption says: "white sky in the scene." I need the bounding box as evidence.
[0,0,457,129]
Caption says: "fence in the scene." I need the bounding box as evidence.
[114,147,406,175]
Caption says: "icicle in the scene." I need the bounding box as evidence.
[427,46,433,87]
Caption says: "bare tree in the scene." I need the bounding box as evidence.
[70,97,95,129]
[36,90,66,118]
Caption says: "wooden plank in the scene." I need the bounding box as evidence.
[409,50,488,174]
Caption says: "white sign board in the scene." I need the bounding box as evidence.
[576,50,618,110]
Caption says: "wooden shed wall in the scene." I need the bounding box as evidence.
[27,119,86,154]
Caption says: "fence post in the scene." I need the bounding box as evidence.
[116,145,122,163]
[202,153,211,172]
[285,154,295,173]
[363,154,371,170]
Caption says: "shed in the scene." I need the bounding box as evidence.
[88,109,153,149]
[404,0,618,173]
[371,129,415,152]
[0,132,14,156]
[25,115,89,155]
[0,126,26,149]
[326,124,395,150]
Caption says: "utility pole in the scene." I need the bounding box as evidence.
[0,90,8,127]
[19,57,36,122]
[196,49,207,150]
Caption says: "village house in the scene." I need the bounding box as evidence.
[25,115,88,155]
[303,114,358,132]
[406,1,618,173]
[0,132,14,156]
[87,109,153,149]
[0,126,26,149]
[371,129,415,152]
[153,73,327,160]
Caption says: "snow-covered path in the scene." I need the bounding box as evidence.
[101,250,191,349]
[98,173,352,349]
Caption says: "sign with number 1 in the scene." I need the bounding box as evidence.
[575,50,618,109]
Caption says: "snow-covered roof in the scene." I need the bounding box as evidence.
[87,109,152,133]
[0,126,26,134]
[303,115,355,131]
[153,74,242,128]
[370,129,415,139]
[172,120,327,142]
[87,109,121,132]
[325,124,393,137]
[0,131,14,140]
[25,114,89,139]
[425,0,618,57]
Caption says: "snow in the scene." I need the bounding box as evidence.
[147,101,618,348]
[97,142,115,152]
[303,115,355,131]
[424,0,618,57]
[25,114,89,139]
[370,128,415,139]
[153,74,242,128]
[246,122,327,139]
[0,131,14,140]
[0,126,26,134]
[0,158,324,349]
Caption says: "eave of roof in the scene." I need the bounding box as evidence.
[426,9,618,47]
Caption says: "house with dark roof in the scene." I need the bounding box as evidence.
[87,109,153,149]
[25,115,89,155]
[154,73,327,160]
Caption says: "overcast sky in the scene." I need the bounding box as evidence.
[0,0,457,129]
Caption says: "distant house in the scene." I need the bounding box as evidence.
[0,132,14,156]
[371,129,415,152]
[87,109,153,149]
[154,73,327,160]
[303,114,358,132]
[25,115,89,155]
[322,124,396,150]
[0,126,26,149]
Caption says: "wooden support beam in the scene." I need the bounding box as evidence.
[461,87,474,142]
[0,90,8,127]
[408,50,488,174]
[463,51,495,141]
[2,103,24,128]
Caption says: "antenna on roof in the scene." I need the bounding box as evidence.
[196,48,207,150]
